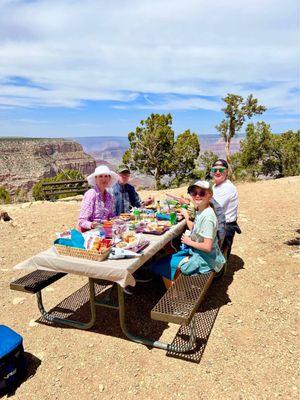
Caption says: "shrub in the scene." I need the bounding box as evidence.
[0,187,11,204]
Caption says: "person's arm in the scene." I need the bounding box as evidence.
[78,189,96,230]
[181,235,213,253]
[128,186,142,208]
[141,196,154,207]
[182,213,216,253]
[107,192,116,219]
[180,208,194,230]
[166,193,190,205]
[211,199,226,245]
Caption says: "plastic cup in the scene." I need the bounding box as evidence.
[170,212,177,225]
[133,209,141,221]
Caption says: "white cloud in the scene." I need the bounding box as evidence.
[0,0,299,113]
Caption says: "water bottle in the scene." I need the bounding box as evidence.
[98,227,106,240]
[180,229,191,250]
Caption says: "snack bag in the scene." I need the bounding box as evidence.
[55,230,71,239]
[84,232,100,250]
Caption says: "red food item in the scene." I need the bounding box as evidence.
[102,239,112,247]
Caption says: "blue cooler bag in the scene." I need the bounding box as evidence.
[0,325,26,394]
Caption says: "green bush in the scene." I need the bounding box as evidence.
[0,187,11,204]
[32,177,53,200]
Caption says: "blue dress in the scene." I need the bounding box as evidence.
[150,207,225,280]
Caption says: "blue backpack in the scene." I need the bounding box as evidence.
[0,325,26,395]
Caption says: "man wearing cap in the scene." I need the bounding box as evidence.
[210,159,240,257]
[112,164,153,215]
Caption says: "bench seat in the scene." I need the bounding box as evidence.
[151,272,215,326]
[10,270,66,294]
[41,179,89,200]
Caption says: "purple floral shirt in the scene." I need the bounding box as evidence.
[78,186,115,230]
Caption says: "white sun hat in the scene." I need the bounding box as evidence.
[87,165,119,188]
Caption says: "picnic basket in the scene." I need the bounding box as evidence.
[55,244,110,262]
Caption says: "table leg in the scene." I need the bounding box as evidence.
[36,278,97,330]
[117,284,197,353]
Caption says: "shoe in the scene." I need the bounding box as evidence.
[133,270,153,283]
[123,286,134,295]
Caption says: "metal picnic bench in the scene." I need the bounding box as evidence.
[41,179,89,200]
[10,221,217,354]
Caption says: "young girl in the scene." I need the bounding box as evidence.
[151,180,225,287]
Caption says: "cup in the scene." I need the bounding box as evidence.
[133,209,141,221]
[170,211,177,225]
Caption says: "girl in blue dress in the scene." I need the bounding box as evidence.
[151,180,225,287]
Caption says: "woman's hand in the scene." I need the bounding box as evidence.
[181,234,193,246]
[91,221,99,229]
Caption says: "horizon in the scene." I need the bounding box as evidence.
[0,132,247,140]
[0,0,299,138]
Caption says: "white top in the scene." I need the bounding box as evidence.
[213,179,238,223]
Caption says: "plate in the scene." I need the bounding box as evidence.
[114,240,150,252]
[136,226,170,235]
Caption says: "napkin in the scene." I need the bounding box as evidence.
[108,248,141,259]
[54,229,85,249]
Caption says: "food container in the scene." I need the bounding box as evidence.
[55,245,110,262]
[102,220,113,238]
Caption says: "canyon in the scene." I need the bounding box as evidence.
[0,138,96,198]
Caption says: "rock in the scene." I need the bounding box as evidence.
[0,138,96,198]
[98,384,105,392]
[0,211,12,221]
[13,297,25,305]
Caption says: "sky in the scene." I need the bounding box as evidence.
[0,0,299,138]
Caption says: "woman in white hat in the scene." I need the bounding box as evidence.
[77,165,118,231]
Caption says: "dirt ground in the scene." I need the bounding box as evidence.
[1,176,299,400]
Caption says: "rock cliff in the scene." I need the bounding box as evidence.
[0,138,96,198]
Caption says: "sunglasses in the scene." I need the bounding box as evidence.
[96,174,110,178]
[189,189,208,197]
[211,167,226,174]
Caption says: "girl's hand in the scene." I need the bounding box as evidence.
[91,221,99,229]
[181,234,193,246]
[180,208,189,220]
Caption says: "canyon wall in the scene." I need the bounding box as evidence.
[0,138,96,197]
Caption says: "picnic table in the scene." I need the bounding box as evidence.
[11,219,215,354]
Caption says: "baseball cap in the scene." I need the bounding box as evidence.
[187,180,214,194]
[212,159,228,169]
[116,164,131,173]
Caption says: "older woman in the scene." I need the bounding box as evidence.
[77,165,118,231]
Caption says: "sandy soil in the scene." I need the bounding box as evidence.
[1,177,299,400]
